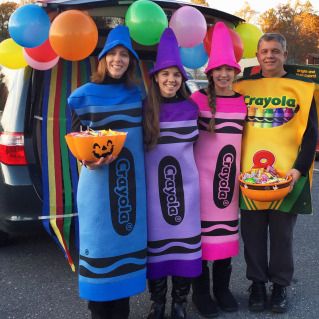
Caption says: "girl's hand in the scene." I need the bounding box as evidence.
[82,155,117,170]
[286,168,301,192]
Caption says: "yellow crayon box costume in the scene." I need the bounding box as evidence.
[234,74,318,214]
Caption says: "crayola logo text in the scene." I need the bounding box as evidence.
[213,145,236,208]
[109,148,136,235]
[158,156,185,225]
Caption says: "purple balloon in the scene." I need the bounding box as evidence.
[169,6,207,48]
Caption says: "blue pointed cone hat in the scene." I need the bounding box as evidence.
[150,28,188,80]
[205,22,241,74]
[98,25,139,61]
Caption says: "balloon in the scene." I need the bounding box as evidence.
[8,4,50,48]
[180,43,208,69]
[25,39,57,63]
[235,23,263,58]
[125,0,168,46]
[204,25,243,62]
[0,38,28,69]
[169,6,206,48]
[23,49,59,70]
[49,10,98,61]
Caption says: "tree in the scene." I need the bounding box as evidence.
[259,1,319,64]
[0,2,18,42]
[234,1,258,24]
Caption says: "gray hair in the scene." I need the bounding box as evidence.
[257,33,287,51]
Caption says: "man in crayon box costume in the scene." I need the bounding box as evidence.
[234,33,318,314]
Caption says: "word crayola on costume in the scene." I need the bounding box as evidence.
[244,95,297,108]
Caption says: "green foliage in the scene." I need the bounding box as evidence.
[258,1,319,64]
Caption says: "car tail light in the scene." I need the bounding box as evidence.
[0,132,28,165]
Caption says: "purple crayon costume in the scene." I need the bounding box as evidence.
[191,91,246,261]
[145,97,202,279]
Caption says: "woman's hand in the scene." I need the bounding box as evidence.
[286,168,301,192]
[82,155,117,170]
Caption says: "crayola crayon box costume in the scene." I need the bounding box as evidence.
[234,73,319,214]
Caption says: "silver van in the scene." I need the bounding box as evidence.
[0,0,242,248]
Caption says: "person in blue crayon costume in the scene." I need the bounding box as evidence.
[68,25,147,319]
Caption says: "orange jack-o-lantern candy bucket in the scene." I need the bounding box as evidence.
[239,167,292,202]
[65,129,127,162]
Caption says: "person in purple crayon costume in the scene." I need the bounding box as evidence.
[143,28,202,319]
[190,22,247,317]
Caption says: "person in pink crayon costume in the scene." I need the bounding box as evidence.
[191,22,247,317]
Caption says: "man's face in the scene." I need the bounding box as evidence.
[256,40,287,76]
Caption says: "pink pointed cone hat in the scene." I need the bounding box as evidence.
[205,22,241,74]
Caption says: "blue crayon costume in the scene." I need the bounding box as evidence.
[68,26,147,314]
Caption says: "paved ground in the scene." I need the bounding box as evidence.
[0,163,318,319]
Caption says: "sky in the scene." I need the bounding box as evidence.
[207,0,319,15]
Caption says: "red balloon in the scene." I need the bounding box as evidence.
[25,39,57,63]
[203,25,243,62]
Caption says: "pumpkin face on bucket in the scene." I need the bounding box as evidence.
[92,140,114,159]
[65,130,127,162]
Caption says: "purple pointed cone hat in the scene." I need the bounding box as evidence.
[150,28,188,80]
[205,22,241,74]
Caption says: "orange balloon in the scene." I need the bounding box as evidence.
[49,10,98,61]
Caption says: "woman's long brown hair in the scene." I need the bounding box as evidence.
[91,50,137,86]
[206,71,217,132]
[143,74,188,151]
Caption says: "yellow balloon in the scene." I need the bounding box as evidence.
[0,38,28,69]
[235,23,263,59]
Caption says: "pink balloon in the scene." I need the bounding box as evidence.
[169,6,206,48]
[23,49,59,70]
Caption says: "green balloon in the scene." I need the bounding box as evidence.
[235,23,263,58]
[125,0,168,46]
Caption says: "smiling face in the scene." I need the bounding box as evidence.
[105,46,130,79]
[211,65,236,94]
[155,67,183,98]
[256,40,287,77]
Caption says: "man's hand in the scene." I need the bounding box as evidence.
[286,168,301,192]
[82,155,117,170]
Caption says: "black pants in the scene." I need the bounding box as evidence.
[192,258,231,295]
[88,298,130,319]
[241,210,297,286]
[148,276,191,304]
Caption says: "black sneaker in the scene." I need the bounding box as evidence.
[248,282,267,312]
[270,283,288,313]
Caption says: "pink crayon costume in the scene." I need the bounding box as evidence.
[192,91,246,260]
[191,22,246,316]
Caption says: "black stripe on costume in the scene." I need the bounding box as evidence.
[93,120,141,130]
[215,118,245,126]
[147,246,201,257]
[160,126,198,135]
[80,249,146,268]
[198,117,210,124]
[80,107,141,122]
[157,136,198,144]
[214,127,243,134]
[201,220,238,228]
[202,229,238,237]
[148,234,201,249]
[79,263,145,279]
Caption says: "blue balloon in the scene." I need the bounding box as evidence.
[179,43,208,69]
[9,4,50,48]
